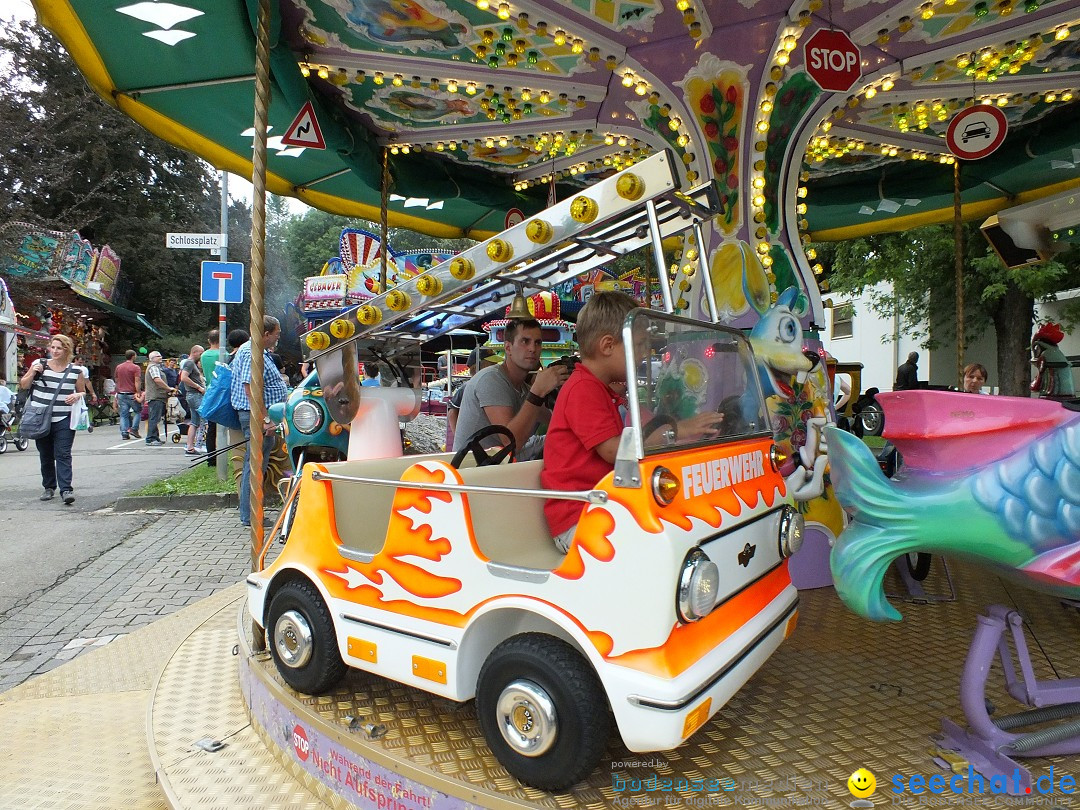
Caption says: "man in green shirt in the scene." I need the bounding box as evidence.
[200,329,221,466]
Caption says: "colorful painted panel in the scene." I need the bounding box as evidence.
[295,0,594,77]
[565,0,659,32]
[0,223,73,278]
[345,84,578,130]
[88,245,121,301]
[62,235,95,285]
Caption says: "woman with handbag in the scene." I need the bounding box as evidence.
[18,334,90,504]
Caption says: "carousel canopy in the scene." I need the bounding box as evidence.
[34,0,1080,245]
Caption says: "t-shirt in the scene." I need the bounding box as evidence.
[114,360,141,394]
[180,357,204,392]
[541,365,623,537]
[451,365,528,452]
[201,348,219,383]
[31,365,79,423]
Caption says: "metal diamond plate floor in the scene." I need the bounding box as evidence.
[149,558,1079,810]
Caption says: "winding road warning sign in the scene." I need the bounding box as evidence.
[282,101,325,149]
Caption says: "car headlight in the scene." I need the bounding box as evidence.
[778,505,804,558]
[676,548,719,623]
[291,400,323,434]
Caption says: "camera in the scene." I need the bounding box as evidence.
[543,355,579,409]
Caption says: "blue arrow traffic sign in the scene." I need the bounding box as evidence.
[200,261,244,304]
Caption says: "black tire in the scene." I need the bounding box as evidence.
[266,579,347,694]
[859,402,884,437]
[904,552,932,581]
[14,437,28,451]
[476,633,610,791]
[0,436,6,454]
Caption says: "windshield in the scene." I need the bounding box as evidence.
[625,310,770,455]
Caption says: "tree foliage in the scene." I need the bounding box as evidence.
[814,223,1080,395]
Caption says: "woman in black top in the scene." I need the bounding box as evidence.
[18,334,90,504]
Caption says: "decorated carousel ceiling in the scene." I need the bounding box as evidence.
[35,0,1080,246]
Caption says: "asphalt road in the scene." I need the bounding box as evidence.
[0,422,194,616]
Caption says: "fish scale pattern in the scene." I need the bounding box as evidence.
[971,419,1080,553]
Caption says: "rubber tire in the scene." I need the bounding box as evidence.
[266,579,347,695]
[476,633,610,791]
[14,437,28,451]
[0,436,6,454]
[904,552,932,582]
[859,402,885,437]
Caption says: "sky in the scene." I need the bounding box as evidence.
[4,0,312,219]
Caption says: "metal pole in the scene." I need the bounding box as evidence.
[645,200,675,314]
[217,170,229,481]
[248,0,271,643]
[954,160,965,384]
[380,147,389,294]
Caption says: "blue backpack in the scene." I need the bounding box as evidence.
[199,361,241,430]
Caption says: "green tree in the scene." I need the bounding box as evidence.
[815,224,1080,396]
[0,19,222,343]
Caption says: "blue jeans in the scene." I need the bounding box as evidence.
[145,399,165,443]
[238,409,275,526]
[117,393,140,436]
[36,419,75,493]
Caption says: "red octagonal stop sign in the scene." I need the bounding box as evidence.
[804,29,861,93]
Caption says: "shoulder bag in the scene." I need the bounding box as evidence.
[19,365,74,440]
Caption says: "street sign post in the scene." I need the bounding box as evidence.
[945,105,1009,160]
[804,29,861,93]
[200,261,244,304]
[166,232,226,250]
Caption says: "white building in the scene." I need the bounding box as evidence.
[819,283,1080,395]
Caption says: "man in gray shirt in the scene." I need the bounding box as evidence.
[452,318,569,455]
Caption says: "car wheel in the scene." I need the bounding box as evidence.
[476,633,610,791]
[904,552,932,582]
[267,580,347,694]
[859,402,884,437]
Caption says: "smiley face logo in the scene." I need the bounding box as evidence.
[847,768,876,798]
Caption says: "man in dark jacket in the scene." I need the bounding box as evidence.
[895,352,919,390]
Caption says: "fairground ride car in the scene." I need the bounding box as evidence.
[246,151,803,791]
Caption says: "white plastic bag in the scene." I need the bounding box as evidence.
[70,397,90,431]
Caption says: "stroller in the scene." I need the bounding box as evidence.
[0,392,30,453]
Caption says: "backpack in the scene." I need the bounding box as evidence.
[199,361,241,430]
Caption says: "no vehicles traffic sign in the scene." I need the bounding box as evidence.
[945,105,1008,160]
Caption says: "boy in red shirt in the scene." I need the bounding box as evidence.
[541,291,640,552]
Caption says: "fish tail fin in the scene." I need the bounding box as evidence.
[825,427,920,622]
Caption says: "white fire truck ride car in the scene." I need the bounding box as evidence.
[246,151,803,791]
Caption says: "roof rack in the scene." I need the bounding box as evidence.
[299,149,721,363]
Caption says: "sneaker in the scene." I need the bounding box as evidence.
[121,433,130,440]
[40,489,55,501]
[61,490,75,505]
[146,439,165,446]
[130,429,142,439]
[194,444,207,453]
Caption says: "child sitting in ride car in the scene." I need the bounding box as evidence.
[542,292,728,553]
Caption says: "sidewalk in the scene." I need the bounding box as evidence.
[0,507,270,693]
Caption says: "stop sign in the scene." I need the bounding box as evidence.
[804,29,861,92]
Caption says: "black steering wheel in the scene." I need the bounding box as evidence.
[450,424,517,469]
[642,414,677,446]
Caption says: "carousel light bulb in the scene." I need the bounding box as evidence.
[752,193,766,207]
[635,81,648,96]
[497,3,511,20]
[776,51,790,66]
[317,65,329,79]
[618,135,628,146]
[1056,26,1070,40]
[882,77,895,91]
[300,64,311,77]
[760,99,774,113]
[392,73,403,86]
[752,176,766,189]
[553,29,567,45]
[783,35,797,52]
[476,0,489,8]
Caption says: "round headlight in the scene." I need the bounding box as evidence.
[292,400,323,434]
[778,505,805,558]
[677,548,720,623]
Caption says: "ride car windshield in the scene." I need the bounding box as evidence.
[626,310,770,454]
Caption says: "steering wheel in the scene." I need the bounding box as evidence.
[450,424,517,469]
[642,414,677,446]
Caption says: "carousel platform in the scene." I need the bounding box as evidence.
[2,561,1077,809]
